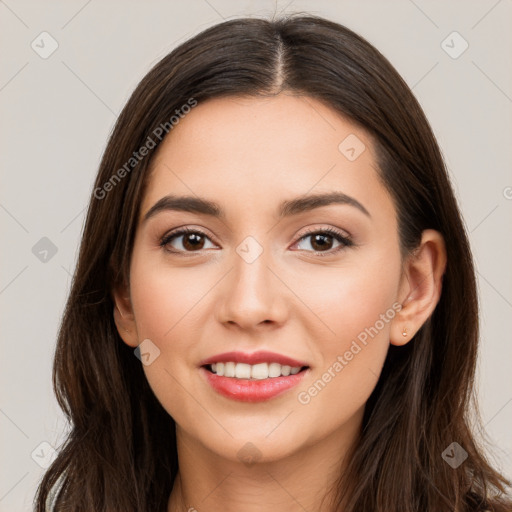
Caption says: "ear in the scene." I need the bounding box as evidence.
[390,229,447,346]
[112,280,139,348]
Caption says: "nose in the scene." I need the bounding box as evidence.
[216,248,289,331]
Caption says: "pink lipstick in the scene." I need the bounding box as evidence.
[199,350,310,402]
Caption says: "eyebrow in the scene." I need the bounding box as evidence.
[142,191,371,223]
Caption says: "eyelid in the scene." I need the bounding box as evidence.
[296,225,352,242]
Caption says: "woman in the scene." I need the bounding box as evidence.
[35,14,511,512]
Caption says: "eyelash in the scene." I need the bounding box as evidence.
[159,226,353,257]
[293,227,353,256]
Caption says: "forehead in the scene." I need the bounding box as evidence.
[140,94,395,223]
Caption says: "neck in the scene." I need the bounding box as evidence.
[167,411,362,512]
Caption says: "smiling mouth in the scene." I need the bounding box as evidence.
[203,362,309,380]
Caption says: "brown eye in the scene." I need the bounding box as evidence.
[309,233,335,251]
[181,232,206,250]
[160,229,216,253]
[294,228,353,256]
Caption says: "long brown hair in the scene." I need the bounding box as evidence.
[35,14,511,511]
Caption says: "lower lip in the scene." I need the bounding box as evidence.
[200,367,309,402]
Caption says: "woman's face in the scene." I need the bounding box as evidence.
[118,93,409,464]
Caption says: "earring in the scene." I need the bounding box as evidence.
[402,327,408,337]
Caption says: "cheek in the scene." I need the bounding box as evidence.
[127,251,224,411]
[296,249,401,351]
[292,250,401,418]
[129,254,214,342]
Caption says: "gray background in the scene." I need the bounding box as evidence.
[1,0,511,510]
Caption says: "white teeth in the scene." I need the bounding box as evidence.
[235,363,251,379]
[224,362,235,377]
[251,363,269,380]
[268,362,282,378]
[209,361,304,379]
[281,365,291,376]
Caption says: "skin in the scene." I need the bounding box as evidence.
[113,93,446,512]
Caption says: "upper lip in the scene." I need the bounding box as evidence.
[199,351,309,368]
